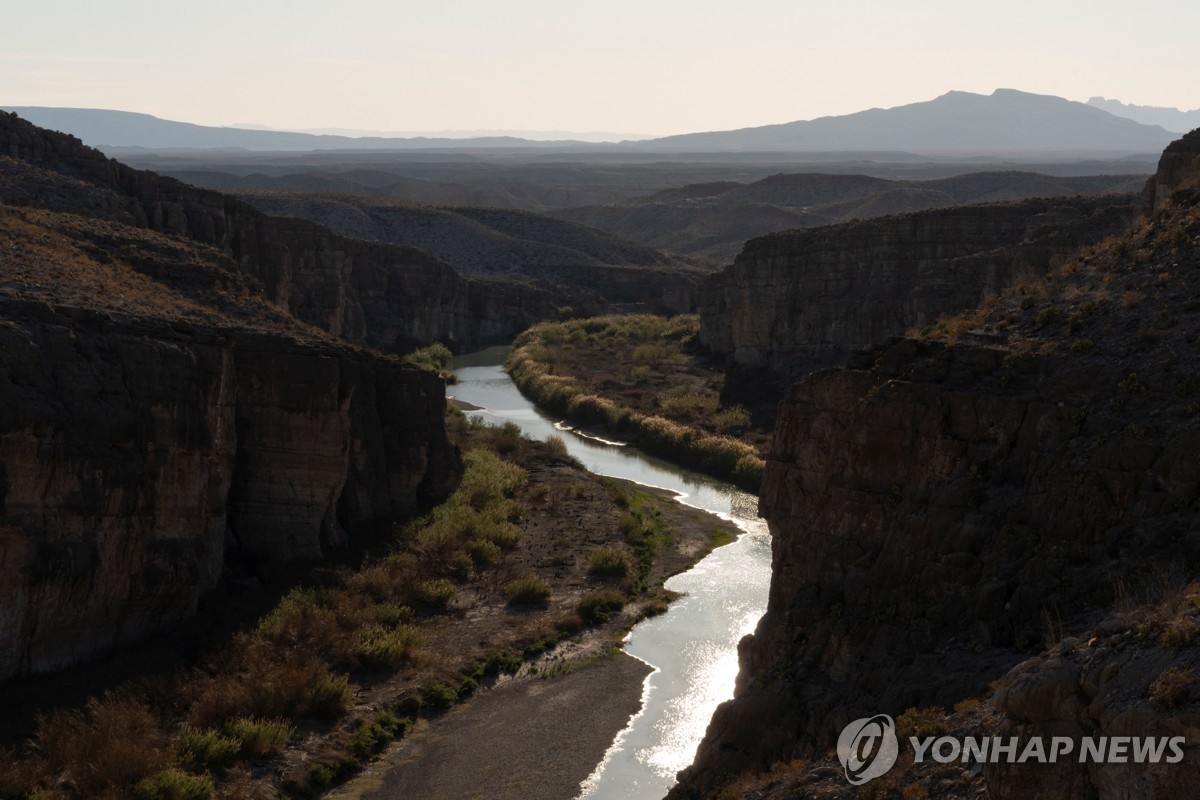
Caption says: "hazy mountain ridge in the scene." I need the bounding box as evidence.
[1088,97,1200,133]
[551,170,1146,263]
[6,90,1178,158]
[645,89,1174,153]
[1,107,606,152]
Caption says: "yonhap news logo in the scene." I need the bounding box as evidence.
[836,713,1187,786]
[836,714,899,785]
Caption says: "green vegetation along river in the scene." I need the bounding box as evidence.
[451,346,772,799]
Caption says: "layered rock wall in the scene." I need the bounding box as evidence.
[0,302,456,681]
[698,197,1138,380]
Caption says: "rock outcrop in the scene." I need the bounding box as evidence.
[1,110,562,351]
[698,195,1139,381]
[1144,127,1200,212]
[985,608,1200,800]
[672,132,1200,798]
[0,132,459,679]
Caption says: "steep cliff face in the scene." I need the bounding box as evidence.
[673,135,1200,798]
[1144,127,1200,212]
[1,111,561,351]
[698,196,1139,380]
[0,199,457,680]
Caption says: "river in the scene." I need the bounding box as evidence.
[450,347,772,800]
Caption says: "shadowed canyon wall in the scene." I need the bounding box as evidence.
[673,129,1200,799]
[698,195,1140,381]
[0,115,461,680]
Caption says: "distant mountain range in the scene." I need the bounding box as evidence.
[1086,97,1200,134]
[641,90,1174,154]
[2,89,1178,156]
[0,107,604,151]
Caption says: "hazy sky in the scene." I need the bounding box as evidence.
[5,0,1197,136]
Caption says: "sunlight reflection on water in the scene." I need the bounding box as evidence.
[450,348,773,800]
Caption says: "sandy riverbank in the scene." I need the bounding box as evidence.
[333,652,653,800]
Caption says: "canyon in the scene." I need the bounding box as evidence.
[671,128,1200,798]
[5,103,1200,799]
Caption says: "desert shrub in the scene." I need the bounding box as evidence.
[309,673,356,718]
[476,419,524,455]
[568,393,626,427]
[34,696,169,796]
[132,769,215,800]
[1071,338,1096,353]
[711,405,751,433]
[506,576,553,606]
[422,683,459,710]
[225,717,293,759]
[403,342,455,379]
[953,698,980,714]
[1149,666,1196,707]
[414,578,457,610]
[588,545,634,577]
[483,650,523,676]
[468,539,502,564]
[186,637,343,726]
[306,752,358,789]
[354,624,423,670]
[176,726,240,771]
[255,589,346,654]
[896,707,947,739]
[692,434,758,475]
[635,415,692,455]
[1160,616,1199,650]
[658,391,719,418]
[732,455,766,490]
[578,590,626,625]
[632,342,678,362]
[364,603,413,628]
[545,434,569,458]
[347,712,407,760]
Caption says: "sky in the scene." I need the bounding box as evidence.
[5,0,1198,137]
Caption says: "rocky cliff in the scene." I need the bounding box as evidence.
[698,195,1140,381]
[1144,127,1200,212]
[1,111,562,351]
[0,166,457,680]
[673,132,1200,798]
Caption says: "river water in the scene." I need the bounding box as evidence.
[450,347,772,800]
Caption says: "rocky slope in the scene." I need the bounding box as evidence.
[242,193,707,315]
[0,138,459,679]
[1,111,565,351]
[671,130,1200,798]
[698,194,1140,380]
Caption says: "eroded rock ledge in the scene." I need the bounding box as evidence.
[698,195,1139,381]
